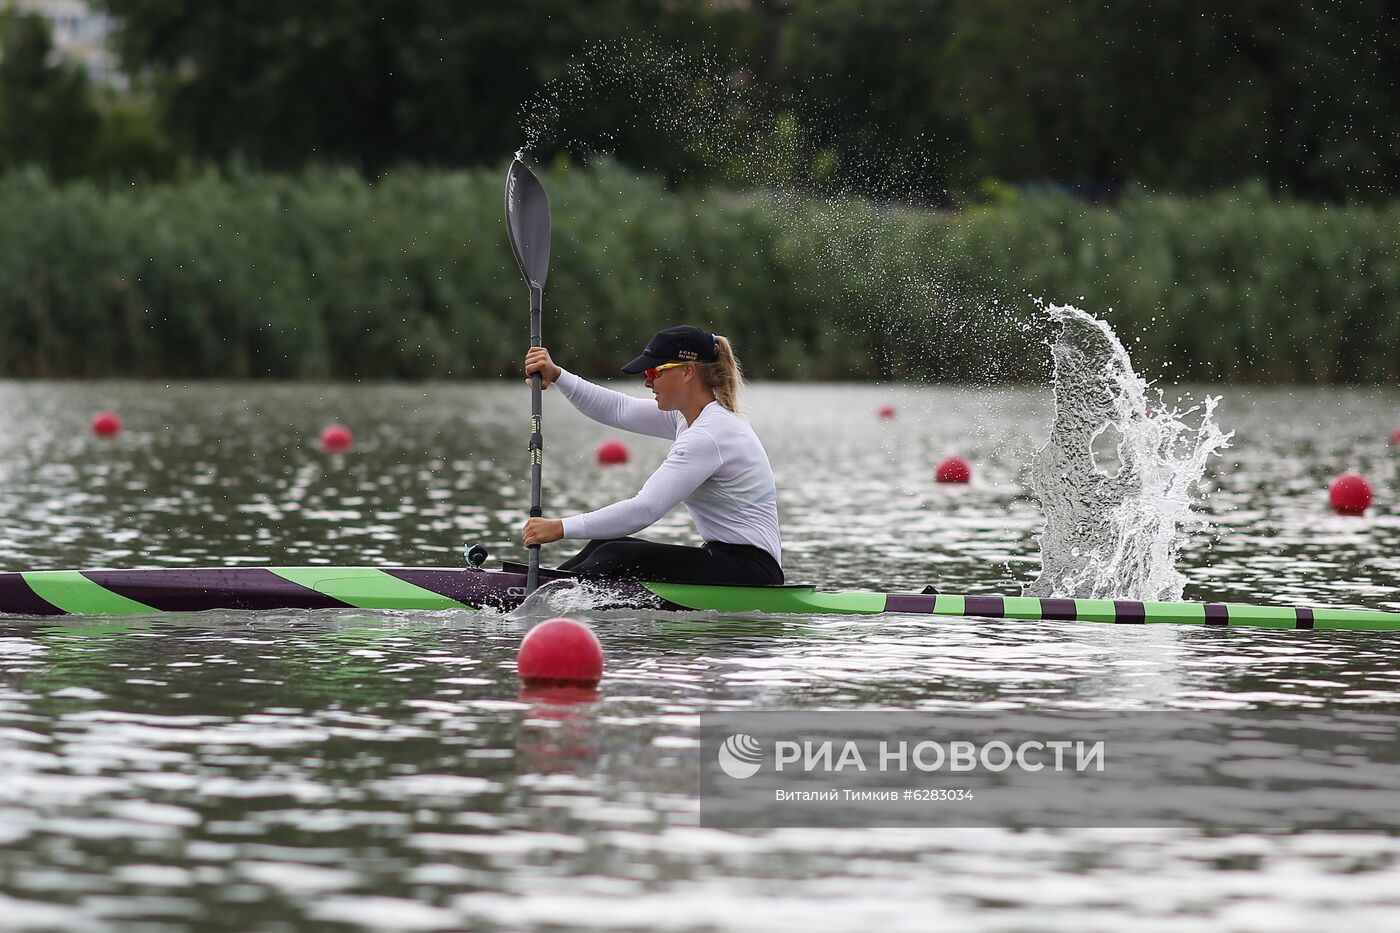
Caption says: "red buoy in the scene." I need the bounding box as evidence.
[1391,425,1400,445]
[91,411,121,438]
[596,440,629,465]
[877,405,896,420]
[517,684,602,705]
[1329,472,1372,516]
[934,456,971,484]
[320,424,353,454]
[517,618,604,687]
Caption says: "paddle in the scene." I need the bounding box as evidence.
[504,153,552,594]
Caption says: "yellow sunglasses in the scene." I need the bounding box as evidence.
[644,361,690,380]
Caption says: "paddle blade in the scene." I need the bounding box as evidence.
[505,158,552,289]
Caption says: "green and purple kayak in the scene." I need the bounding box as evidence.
[1,562,1397,630]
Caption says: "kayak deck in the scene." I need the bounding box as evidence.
[1,565,1397,631]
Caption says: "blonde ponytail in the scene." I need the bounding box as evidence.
[699,335,744,412]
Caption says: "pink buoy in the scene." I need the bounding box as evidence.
[934,456,971,484]
[877,405,896,420]
[320,424,353,453]
[1390,425,1400,445]
[596,439,629,465]
[1329,472,1372,516]
[91,411,121,438]
[517,618,604,687]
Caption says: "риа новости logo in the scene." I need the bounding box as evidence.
[718,733,763,779]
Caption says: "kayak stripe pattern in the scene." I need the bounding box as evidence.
[0,567,482,617]
[0,573,64,616]
[902,592,1398,630]
[964,596,1003,618]
[1115,600,1146,624]
[21,571,157,616]
[884,593,935,613]
[268,568,471,611]
[0,567,1398,629]
[88,568,350,613]
[381,569,487,610]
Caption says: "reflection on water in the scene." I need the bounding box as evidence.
[1,379,1399,929]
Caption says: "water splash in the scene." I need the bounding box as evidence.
[517,40,754,175]
[1026,305,1232,601]
[514,39,1038,384]
[506,577,662,623]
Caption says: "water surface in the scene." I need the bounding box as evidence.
[1,380,1399,931]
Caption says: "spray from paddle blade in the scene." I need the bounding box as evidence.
[1027,305,1232,601]
[506,578,662,623]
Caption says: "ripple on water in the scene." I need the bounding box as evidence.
[2,381,1400,928]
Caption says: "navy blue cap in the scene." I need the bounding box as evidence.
[621,325,718,373]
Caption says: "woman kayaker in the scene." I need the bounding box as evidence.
[521,325,783,585]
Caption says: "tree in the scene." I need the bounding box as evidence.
[0,8,101,179]
[941,0,1400,200]
[773,0,973,199]
[90,0,1399,200]
[96,0,751,175]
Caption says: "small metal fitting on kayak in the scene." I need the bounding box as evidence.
[921,585,939,595]
[464,544,489,570]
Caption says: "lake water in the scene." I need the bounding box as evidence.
[1,379,1399,931]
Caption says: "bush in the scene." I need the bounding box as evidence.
[0,165,1396,382]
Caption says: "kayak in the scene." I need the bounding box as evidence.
[1,562,1398,630]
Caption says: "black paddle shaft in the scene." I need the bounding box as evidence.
[504,157,552,594]
[528,278,544,516]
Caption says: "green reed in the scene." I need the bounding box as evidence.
[1,166,1395,382]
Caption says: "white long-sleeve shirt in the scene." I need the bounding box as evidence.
[554,369,782,564]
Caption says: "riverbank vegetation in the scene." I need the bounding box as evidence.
[2,165,1395,383]
[6,3,1398,204]
[1,3,1395,383]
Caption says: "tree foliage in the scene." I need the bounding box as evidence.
[0,0,1391,200]
[777,0,972,199]
[0,7,177,182]
[85,0,1399,201]
[0,8,100,179]
[96,0,740,174]
[940,0,1400,200]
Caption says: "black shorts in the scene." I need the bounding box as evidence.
[556,537,784,586]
